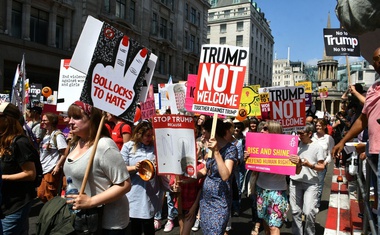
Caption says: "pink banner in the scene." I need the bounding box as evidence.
[245,132,298,175]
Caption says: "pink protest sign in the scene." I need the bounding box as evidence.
[245,132,298,175]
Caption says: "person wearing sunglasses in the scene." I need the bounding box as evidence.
[289,122,325,235]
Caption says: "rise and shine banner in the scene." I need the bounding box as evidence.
[245,132,298,175]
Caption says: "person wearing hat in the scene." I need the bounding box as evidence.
[26,105,45,145]
[0,102,39,234]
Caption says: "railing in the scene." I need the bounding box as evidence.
[356,156,378,234]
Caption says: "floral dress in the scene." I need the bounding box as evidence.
[199,143,237,235]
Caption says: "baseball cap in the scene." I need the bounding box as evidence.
[0,102,21,120]
[59,111,68,117]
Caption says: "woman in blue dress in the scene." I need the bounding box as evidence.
[197,119,238,235]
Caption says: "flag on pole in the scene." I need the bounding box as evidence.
[168,75,173,84]
[11,54,27,113]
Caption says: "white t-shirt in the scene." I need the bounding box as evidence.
[39,130,67,174]
[311,133,335,164]
[64,137,130,230]
[290,141,324,185]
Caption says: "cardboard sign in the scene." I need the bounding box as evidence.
[152,115,197,178]
[323,28,360,57]
[245,132,298,175]
[70,16,153,123]
[240,85,261,117]
[185,74,197,113]
[139,54,157,103]
[295,81,312,93]
[166,83,186,114]
[192,44,248,116]
[140,85,155,120]
[269,86,306,132]
[259,87,270,120]
[57,59,86,111]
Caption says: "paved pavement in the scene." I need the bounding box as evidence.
[28,164,332,234]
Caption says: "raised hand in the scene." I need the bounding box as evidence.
[91,36,148,116]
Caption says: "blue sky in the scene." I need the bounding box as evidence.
[254,0,364,66]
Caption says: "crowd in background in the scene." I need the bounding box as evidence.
[1,47,380,235]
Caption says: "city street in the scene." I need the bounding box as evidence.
[28,164,332,235]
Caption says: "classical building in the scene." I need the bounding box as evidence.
[207,0,274,87]
[272,56,306,87]
[0,0,210,93]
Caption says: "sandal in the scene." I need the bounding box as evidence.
[251,224,260,235]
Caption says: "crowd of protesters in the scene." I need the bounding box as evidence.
[1,47,380,235]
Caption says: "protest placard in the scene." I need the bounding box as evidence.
[152,115,197,178]
[140,85,155,120]
[323,28,360,57]
[259,87,270,120]
[57,59,86,111]
[166,83,186,114]
[69,16,153,123]
[240,85,261,117]
[268,86,306,132]
[192,44,248,116]
[0,94,10,104]
[245,132,298,175]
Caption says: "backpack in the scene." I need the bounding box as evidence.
[51,130,64,149]
[11,135,43,187]
[23,123,39,150]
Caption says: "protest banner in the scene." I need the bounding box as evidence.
[69,16,154,123]
[185,74,197,113]
[323,28,360,57]
[245,132,298,175]
[240,85,261,117]
[140,85,156,120]
[192,44,248,116]
[57,59,86,111]
[296,81,312,108]
[269,86,306,132]
[166,83,186,114]
[152,115,197,178]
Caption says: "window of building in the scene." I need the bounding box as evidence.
[56,16,64,49]
[237,21,243,31]
[185,3,189,20]
[207,26,210,34]
[129,0,136,24]
[236,35,243,46]
[11,1,22,38]
[160,17,167,39]
[233,0,240,3]
[104,0,110,13]
[207,38,210,44]
[224,10,230,17]
[168,55,172,75]
[190,7,196,24]
[196,37,200,54]
[159,52,166,74]
[116,0,126,19]
[152,13,158,35]
[197,12,201,26]
[189,63,194,74]
[210,0,217,7]
[220,24,226,33]
[238,8,244,15]
[169,22,173,41]
[190,34,195,52]
[220,37,226,44]
[184,31,188,49]
[30,7,48,44]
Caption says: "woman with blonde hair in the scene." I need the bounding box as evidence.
[63,101,131,234]
[254,120,289,235]
[121,120,166,235]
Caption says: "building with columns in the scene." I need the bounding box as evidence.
[0,0,210,94]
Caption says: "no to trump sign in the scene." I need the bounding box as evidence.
[192,44,248,116]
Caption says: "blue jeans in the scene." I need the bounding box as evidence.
[2,201,33,235]
[317,167,327,207]
[154,191,178,221]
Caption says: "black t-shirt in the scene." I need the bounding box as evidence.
[1,136,37,216]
